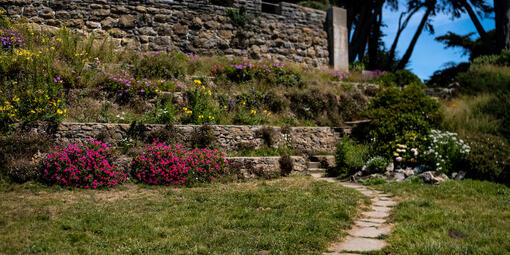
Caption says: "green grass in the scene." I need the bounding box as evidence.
[0,177,367,254]
[371,179,510,255]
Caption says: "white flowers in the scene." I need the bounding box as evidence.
[424,129,470,173]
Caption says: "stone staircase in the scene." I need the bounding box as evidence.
[307,155,336,176]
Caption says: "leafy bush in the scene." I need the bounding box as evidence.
[132,51,188,79]
[456,65,510,94]
[390,131,428,168]
[330,136,370,177]
[377,69,421,87]
[365,156,389,174]
[182,80,220,125]
[422,130,470,174]
[361,84,442,156]
[41,140,126,188]
[279,155,294,176]
[463,134,510,184]
[472,50,510,67]
[131,143,229,185]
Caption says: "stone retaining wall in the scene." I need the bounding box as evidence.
[0,0,347,67]
[226,156,307,178]
[49,122,341,153]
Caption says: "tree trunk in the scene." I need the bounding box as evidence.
[349,1,385,63]
[495,0,510,51]
[368,6,383,69]
[349,4,371,62]
[462,0,492,50]
[396,1,434,70]
[389,8,420,62]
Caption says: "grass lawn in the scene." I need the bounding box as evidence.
[371,179,510,255]
[0,176,366,255]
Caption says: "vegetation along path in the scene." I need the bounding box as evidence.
[311,173,396,254]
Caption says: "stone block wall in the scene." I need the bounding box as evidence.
[51,122,342,153]
[0,0,336,66]
[226,156,307,178]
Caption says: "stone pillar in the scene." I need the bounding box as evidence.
[327,7,349,71]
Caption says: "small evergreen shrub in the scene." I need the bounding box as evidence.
[41,140,126,188]
[365,156,389,174]
[279,155,293,176]
[330,136,370,177]
[132,143,229,185]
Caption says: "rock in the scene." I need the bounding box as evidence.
[393,172,405,182]
[173,23,188,35]
[86,21,101,29]
[386,163,394,172]
[456,171,466,180]
[119,15,136,28]
[403,169,414,177]
[418,171,446,184]
[101,17,116,29]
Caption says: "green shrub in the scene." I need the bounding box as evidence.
[463,133,510,185]
[456,65,510,94]
[361,84,442,156]
[329,136,370,177]
[365,156,389,174]
[422,130,470,174]
[472,50,510,67]
[132,52,188,79]
[182,82,220,125]
[377,69,422,87]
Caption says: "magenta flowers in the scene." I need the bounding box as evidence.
[41,140,127,188]
[132,142,229,185]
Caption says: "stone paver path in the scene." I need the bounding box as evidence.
[310,173,396,254]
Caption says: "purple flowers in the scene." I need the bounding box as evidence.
[0,29,25,49]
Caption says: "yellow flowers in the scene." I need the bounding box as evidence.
[56,109,67,115]
[207,90,212,96]
[194,80,201,84]
[0,10,5,14]
[12,96,20,102]
[186,110,192,114]
[251,109,257,115]
[198,114,204,119]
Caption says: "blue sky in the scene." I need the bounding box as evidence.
[381,1,495,80]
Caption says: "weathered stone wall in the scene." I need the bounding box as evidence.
[226,156,307,178]
[51,122,341,153]
[1,0,331,66]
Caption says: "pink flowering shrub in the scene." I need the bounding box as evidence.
[132,143,229,185]
[41,140,127,188]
